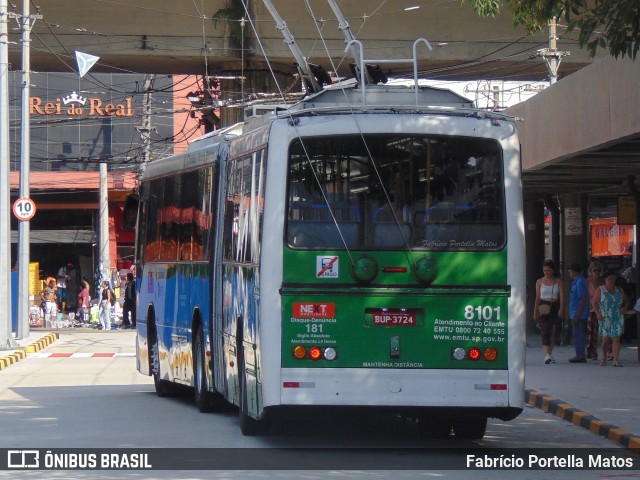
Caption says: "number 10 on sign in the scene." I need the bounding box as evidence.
[13,197,36,220]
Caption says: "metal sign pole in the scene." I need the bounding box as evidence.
[0,0,17,349]
[16,1,40,339]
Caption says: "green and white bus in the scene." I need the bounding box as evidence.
[134,82,525,439]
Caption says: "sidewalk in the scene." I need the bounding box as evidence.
[525,333,640,451]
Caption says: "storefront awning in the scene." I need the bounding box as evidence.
[11,229,96,244]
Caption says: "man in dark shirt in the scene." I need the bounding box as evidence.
[121,272,136,329]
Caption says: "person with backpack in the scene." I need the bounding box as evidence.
[99,280,114,331]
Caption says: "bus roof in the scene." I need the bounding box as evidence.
[291,83,474,111]
[141,83,507,182]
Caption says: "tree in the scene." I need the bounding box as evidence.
[465,0,640,60]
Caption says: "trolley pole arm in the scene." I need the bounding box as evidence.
[262,0,321,93]
[326,0,367,84]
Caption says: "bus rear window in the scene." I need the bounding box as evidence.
[286,134,504,250]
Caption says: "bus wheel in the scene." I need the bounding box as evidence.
[452,416,487,440]
[194,328,223,412]
[237,343,268,436]
[418,415,452,439]
[150,335,178,397]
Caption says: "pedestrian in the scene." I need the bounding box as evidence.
[121,272,136,329]
[592,271,625,367]
[56,262,71,314]
[41,278,58,327]
[567,263,589,363]
[99,280,113,331]
[78,279,91,324]
[586,261,604,360]
[534,259,564,364]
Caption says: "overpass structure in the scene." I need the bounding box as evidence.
[7,0,631,202]
[8,0,595,81]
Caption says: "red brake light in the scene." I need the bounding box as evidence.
[468,347,481,361]
[309,347,322,361]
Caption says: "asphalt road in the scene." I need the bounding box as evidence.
[0,331,634,480]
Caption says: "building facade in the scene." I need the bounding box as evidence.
[9,72,200,308]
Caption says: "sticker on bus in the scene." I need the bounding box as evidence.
[316,256,339,278]
[293,302,335,318]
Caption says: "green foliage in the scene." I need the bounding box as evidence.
[465,0,502,17]
[464,0,640,59]
[212,1,247,51]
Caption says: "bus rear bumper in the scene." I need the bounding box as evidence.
[275,367,523,420]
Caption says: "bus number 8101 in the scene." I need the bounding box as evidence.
[464,305,501,321]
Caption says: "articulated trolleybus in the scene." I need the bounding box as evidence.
[135,76,525,438]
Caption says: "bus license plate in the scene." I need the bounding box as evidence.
[371,310,417,326]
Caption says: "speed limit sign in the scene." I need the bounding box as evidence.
[12,197,37,221]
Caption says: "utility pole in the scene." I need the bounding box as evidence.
[15,2,41,339]
[536,17,570,85]
[464,82,504,110]
[136,74,154,165]
[492,85,500,111]
[0,0,17,349]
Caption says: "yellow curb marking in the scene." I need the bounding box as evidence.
[589,420,607,434]
[0,333,58,370]
[555,403,574,418]
[541,395,558,413]
[608,428,631,442]
[571,411,590,426]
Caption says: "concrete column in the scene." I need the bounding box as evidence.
[524,200,545,334]
[559,192,588,343]
[560,193,588,274]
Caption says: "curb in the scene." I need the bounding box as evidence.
[525,387,640,453]
[0,333,59,371]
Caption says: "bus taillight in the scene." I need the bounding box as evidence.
[292,345,338,361]
[484,348,498,362]
[323,347,337,361]
[452,347,466,361]
[293,345,307,359]
[468,347,481,361]
[309,347,322,361]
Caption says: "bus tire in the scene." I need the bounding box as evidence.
[150,330,179,397]
[194,328,223,412]
[452,416,487,440]
[237,336,268,436]
[418,415,452,439]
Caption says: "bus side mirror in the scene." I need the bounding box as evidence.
[122,194,139,230]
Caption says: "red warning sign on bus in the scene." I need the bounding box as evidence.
[293,302,335,318]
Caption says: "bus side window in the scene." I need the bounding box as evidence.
[143,179,163,262]
[197,166,214,261]
[179,171,199,261]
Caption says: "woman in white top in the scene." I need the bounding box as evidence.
[534,259,564,364]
